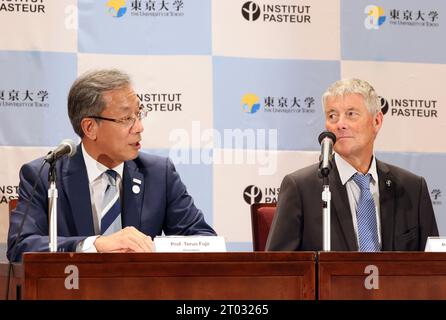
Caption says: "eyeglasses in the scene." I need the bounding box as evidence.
[88,109,148,128]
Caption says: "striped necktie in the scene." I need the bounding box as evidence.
[100,169,122,235]
[352,173,380,252]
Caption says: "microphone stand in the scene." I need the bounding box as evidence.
[47,161,58,252]
[318,131,335,252]
[321,175,331,251]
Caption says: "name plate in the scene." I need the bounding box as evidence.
[425,236,446,252]
[154,236,227,252]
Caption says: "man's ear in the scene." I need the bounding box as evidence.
[374,111,383,133]
[80,118,98,140]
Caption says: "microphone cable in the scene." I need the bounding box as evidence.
[5,159,46,300]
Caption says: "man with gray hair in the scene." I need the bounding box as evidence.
[266,78,438,252]
[8,69,216,261]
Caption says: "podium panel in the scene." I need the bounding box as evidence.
[14,252,315,300]
[0,263,23,300]
[319,252,446,300]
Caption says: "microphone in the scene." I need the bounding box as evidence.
[318,131,336,177]
[44,139,76,163]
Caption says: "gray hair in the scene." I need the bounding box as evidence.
[68,69,132,137]
[322,78,381,115]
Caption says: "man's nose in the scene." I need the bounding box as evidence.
[131,117,144,134]
[336,115,348,130]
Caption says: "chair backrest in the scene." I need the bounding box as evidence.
[8,198,18,225]
[9,198,18,214]
[250,203,277,251]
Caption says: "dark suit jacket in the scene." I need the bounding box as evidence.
[7,145,216,261]
[266,159,438,251]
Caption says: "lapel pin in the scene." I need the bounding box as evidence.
[386,179,392,188]
[133,178,142,185]
[132,185,141,194]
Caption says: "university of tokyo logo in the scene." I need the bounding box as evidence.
[241,93,261,114]
[107,0,127,18]
[242,1,261,21]
[364,5,386,29]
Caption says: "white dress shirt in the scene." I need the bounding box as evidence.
[334,153,382,250]
[76,144,124,252]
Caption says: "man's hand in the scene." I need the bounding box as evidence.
[93,226,154,253]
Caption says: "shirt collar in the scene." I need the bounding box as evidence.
[334,152,378,185]
[82,143,124,183]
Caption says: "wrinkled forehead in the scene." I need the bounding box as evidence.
[325,93,367,109]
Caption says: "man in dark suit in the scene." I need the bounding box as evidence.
[266,78,438,252]
[8,69,215,262]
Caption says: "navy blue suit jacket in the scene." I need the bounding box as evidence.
[7,145,216,261]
